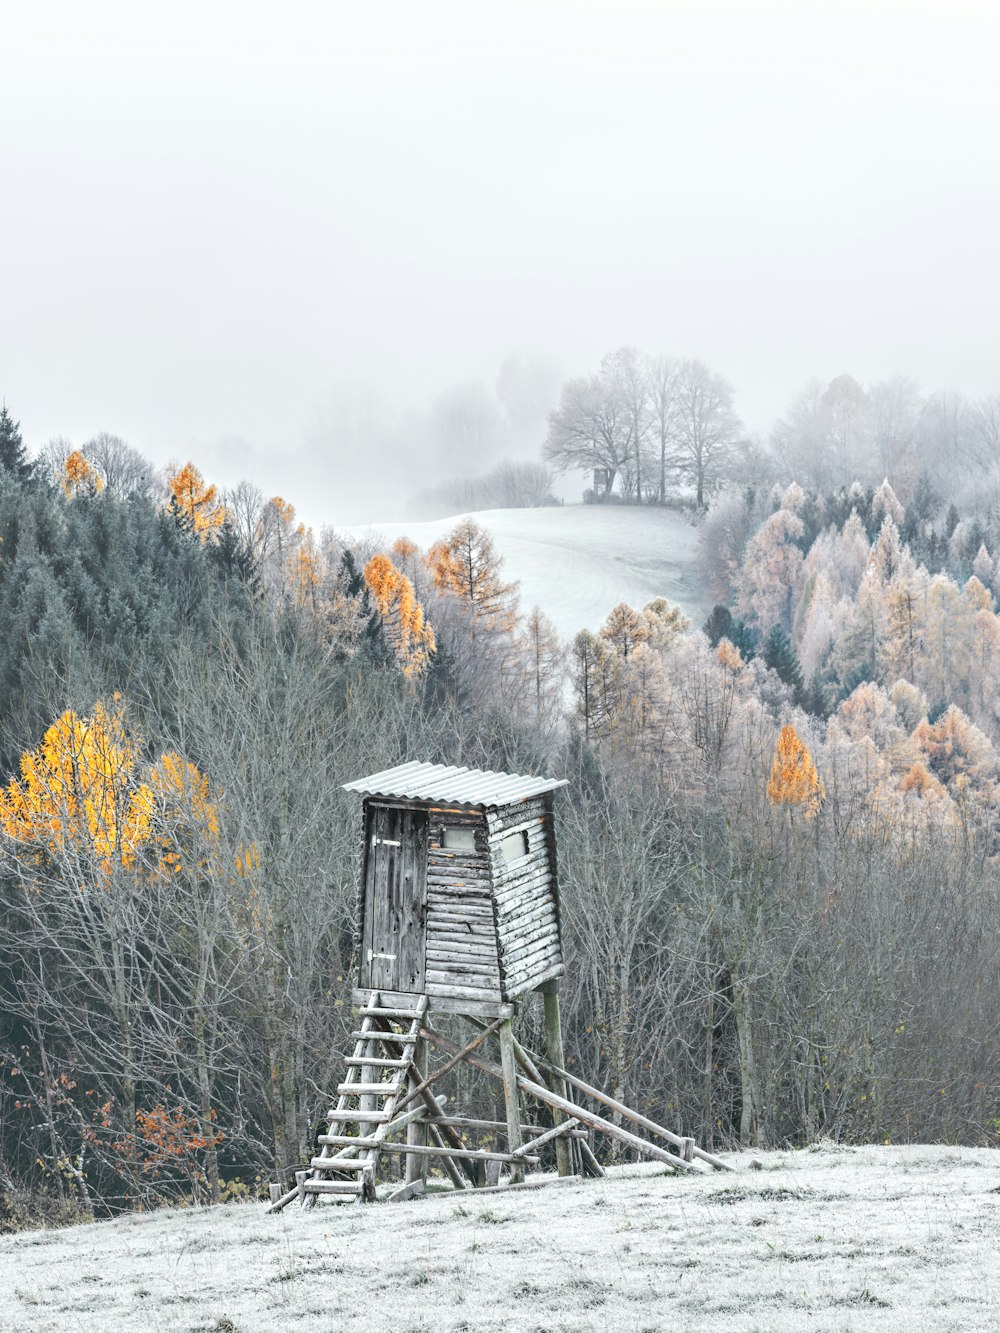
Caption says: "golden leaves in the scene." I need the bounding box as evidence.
[62,450,104,499]
[766,723,825,816]
[168,463,226,542]
[426,519,519,633]
[0,701,154,872]
[0,700,256,888]
[363,553,436,678]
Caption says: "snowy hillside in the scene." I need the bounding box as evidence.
[2,1147,998,1331]
[342,504,709,641]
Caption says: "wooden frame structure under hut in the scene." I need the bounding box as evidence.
[269,761,731,1211]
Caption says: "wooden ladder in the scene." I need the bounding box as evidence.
[299,991,428,1206]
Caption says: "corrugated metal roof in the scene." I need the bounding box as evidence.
[342,761,568,808]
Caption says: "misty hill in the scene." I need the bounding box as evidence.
[2,1147,997,1331]
[343,503,709,641]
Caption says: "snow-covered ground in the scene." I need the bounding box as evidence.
[341,504,710,641]
[3,1146,999,1332]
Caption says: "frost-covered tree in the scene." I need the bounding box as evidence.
[671,359,742,507]
[544,353,641,497]
[0,402,33,483]
[734,508,805,633]
[645,354,680,503]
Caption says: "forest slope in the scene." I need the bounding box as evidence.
[2,1147,998,1332]
[343,504,709,639]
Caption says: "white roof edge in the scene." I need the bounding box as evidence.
[341,760,568,807]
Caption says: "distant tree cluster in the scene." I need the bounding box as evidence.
[413,459,557,519]
[771,373,1000,500]
[543,349,744,507]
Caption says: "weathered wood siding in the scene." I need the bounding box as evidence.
[487,795,563,998]
[360,805,427,993]
[424,808,503,1007]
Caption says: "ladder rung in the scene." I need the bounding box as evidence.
[302,1179,364,1195]
[360,1005,424,1020]
[311,1154,378,1172]
[311,1152,370,1168]
[326,1109,392,1124]
[336,1082,401,1097]
[345,1056,410,1069]
[321,1135,381,1150]
[350,1030,416,1044]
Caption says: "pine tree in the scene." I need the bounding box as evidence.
[704,604,757,658]
[763,624,804,701]
[0,402,34,483]
[210,516,260,592]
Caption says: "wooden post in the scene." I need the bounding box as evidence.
[541,982,573,1178]
[405,1035,429,1187]
[498,1018,525,1184]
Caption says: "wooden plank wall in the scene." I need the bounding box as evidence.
[487,796,563,998]
[424,808,504,1007]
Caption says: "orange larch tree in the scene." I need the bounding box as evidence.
[62,449,104,499]
[167,462,227,542]
[427,519,519,633]
[766,723,825,816]
[363,553,436,678]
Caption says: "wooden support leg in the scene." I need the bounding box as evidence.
[499,1018,525,1185]
[405,1036,429,1187]
[542,982,573,1178]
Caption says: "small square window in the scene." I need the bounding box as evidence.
[500,830,529,863]
[442,826,477,851]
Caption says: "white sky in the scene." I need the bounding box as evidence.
[3,1,999,523]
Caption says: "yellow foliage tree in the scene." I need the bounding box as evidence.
[427,519,519,633]
[0,701,255,889]
[766,723,825,816]
[0,700,154,872]
[364,553,436,678]
[62,450,104,499]
[168,463,227,542]
[291,527,321,610]
[148,751,222,876]
[600,602,650,660]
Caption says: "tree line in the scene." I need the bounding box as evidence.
[0,399,998,1229]
[540,356,1000,512]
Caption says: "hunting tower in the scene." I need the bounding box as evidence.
[347,760,568,1013]
[269,761,731,1212]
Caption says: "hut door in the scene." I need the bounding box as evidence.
[361,806,427,995]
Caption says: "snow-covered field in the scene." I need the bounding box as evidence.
[3,1146,999,1332]
[341,504,709,641]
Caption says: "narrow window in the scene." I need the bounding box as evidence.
[442,826,477,851]
[500,829,530,863]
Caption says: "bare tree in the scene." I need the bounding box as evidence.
[430,381,503,465]
[646,354,680,502]
[544,365,633,497]
[84,433,157,499]
[966,394,1000,470]
[672,360,742,507]
[603,347,651,501]
[869,377,922,490]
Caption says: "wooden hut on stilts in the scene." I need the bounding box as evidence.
[268,761,730,1211]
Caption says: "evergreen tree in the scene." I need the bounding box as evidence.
[0,403,33,484]
[763,624,805,701]
[210,516,261,592]
[703,604,756,659]
[801,667,835,718]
